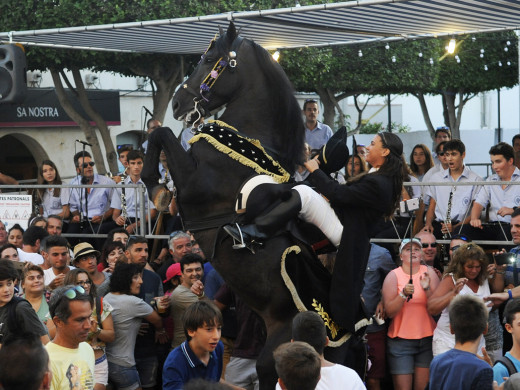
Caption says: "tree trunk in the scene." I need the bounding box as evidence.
[50,69,108,173]
[71,68,118,173]
[442,90,461,139]
[130,57,184,123]
[413,92,436,141]
[316,87,336,128]
[353,95,373,132]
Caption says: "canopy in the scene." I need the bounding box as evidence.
[1,0,519,54]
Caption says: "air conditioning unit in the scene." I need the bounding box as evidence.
[136,77,146,89]
[85,74,99,87]
[27,71,42,87]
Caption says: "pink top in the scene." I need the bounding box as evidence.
[387,265,436,339]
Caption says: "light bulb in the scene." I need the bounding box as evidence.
[272,51,280,62]
[505,47,509,52]
[385,43,390,50]
[484,65,488,71]
[499,61,502,66]
[358,50,363,57]
[429,58,434,65]
[391,56,396,63]
[418,52,423,57]
[447,39,456,54]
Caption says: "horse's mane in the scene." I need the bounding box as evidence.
[249,42,305,172]
[214,33,305,173]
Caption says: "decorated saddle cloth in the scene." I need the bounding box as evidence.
[189,120,290,183]
[281,245,370,347]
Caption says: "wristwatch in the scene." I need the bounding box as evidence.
[399,291,407,299]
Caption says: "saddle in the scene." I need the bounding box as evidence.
[237,179,336,255]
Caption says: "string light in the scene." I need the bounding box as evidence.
[484,65,488,71]
[429,58,434,65]
[391,56,396,63]
[498,61,502,66]
[358,50,363,57]
[507,41,511,46]
[447,39,456,54]
[418,52,423,57]
[505,47,509,52]
[507,61,512,66]
[455,55,460,63]
[385,43,390,50]
[272,51,280,62]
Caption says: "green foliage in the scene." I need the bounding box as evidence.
[359,121,410,134]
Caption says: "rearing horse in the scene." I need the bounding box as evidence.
[142,22,361,389]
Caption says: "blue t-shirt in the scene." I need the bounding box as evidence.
[429,349,493,390]
[493,352,520,385]
[163,340,224,390]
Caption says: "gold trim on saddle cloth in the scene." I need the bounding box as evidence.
[279,245,358,348]
[188,120,290,183]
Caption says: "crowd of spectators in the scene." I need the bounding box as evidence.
[3,111,520,390]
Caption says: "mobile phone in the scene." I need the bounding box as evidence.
[494,253,515,266]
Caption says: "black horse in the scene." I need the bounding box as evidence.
[142,23,365,389]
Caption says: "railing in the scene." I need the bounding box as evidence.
[0,183,171,240]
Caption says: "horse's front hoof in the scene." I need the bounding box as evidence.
[152,186,173,212]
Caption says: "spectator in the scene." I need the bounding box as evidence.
[275,311,365,390]
[462,142,519,242]
[494,298,520,385]
[0,220,7,246]
[414,231,439,268]
[30,216,48,230]
[104,262,167,390]
[142,119,162,153]
[382,238,440,390]
[428,243,501,356]
[68,151,114,245]
[46,285,95,389]
[73,242,110,297]
[344,154,368,181]
[42,236,74,291]
[424,140,482,239]
[0,259,49,346]
[302,99,332,150]
[37,159,70,220]
[157,230,193,286]
[431,127,451,166]
[105,150,157,235]
[98,240,125,273]
[64,269,115,390]
[273,341,321,390]
[449,234,471,260]
[428,294,492,390]
[163,300,225,389]
[21,264,52,331]
[513,134,520,170]
[17,226,48,265]
[361,244,396,390]
[170,253,206,349]
[0,243,20,261]
[294,143,312,182]
[409,144,434,181]
[47,214,64,236]
[7,224,24,249]
[216,284,265,389]
[105,227,130,247]
[0,333,52,390]
[124,235,166,390]
[112,144,132,183]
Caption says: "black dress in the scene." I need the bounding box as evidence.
[308,169,395,332]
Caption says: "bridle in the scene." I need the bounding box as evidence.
[180,35,244,128]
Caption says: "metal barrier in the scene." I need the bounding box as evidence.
[1,177,519,246]
[0,183,171,240]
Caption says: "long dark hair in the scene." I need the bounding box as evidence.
[409,144,434,176]
[63,268,98,298]
[375,132,404,218]
[37,160,62,199]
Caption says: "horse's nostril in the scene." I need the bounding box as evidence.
[172,101,180,112]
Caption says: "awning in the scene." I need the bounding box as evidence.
[1,0,519,54]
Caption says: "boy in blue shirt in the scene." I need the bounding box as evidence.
[163,300,224,390]
[427,295,493,390]
[494,299,520,385]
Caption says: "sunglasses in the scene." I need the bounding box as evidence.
[126,235,139,250]
[64,285,86,300]
[451,234,470,242]
[438,152,445,156]
[81,162,95,168]
[422,242,437,248]
[304,99,317,103]
[76,280,92,287]
[451,245,461,252]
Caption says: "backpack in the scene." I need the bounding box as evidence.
[494,355,518,376]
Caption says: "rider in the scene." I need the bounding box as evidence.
[224,131,404,331]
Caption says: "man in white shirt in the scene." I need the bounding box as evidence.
[275,311,366,390]
[42,236,74,291]
[17,226,48,266]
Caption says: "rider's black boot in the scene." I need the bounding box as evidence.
[224,190,302,248]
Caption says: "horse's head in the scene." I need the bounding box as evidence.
[172,22,243,126]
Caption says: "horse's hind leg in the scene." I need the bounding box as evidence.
[256,319,293,390]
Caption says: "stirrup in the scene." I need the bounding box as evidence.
[226,223,247,249]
